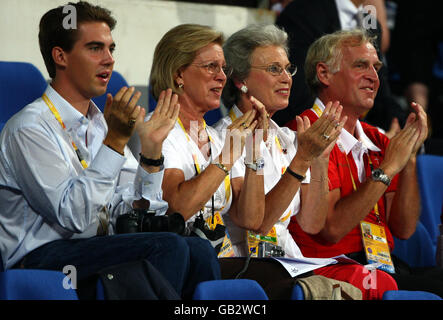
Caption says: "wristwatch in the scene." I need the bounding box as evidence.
[371,168,391,186]
[139,153,164,167]
[245,157,265,172]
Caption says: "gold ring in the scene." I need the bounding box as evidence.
[241,122,247,128]
[322,133,330,140]
[128,118,136,127]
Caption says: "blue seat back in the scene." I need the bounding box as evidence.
[416,154,443,242]
[383,290,442,300]
[393,221,436,267]
[0,61,47,123]
[0,269,78,300]
[92,70,129,111]
[192,279,268,300]
[291,283,305,300]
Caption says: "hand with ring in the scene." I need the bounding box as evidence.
[103,86,143,154]
[218,109,258,167]
[296,101,347,162]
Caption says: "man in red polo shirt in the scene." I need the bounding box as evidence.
[286,29,443,297]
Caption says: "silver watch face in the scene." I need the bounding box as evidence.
[372,168,390,185]
[256,158,265,170]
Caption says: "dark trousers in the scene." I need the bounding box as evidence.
[19,232,220,299]
[219,257,312,299]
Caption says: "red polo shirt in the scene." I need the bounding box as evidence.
[286,108,398,258]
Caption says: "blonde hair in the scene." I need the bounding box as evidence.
[149,24,224,100]
[305,29,377,94]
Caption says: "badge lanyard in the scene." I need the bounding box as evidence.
[42,93,111,235]
[42,93,88,169]
[343,137,395,273]
[177,117,234,257]
[176,117,231,217]
[344,153,382,224]
[229,108,291,255]
[229,107,291,222]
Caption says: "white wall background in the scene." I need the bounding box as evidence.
[0,0,275,86]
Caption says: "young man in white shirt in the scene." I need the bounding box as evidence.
[0,1,219,299]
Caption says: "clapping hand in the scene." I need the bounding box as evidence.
[103,86,143,153]
[296,101,346,162]
[218,109,258,168]
[381,102,427,177]
[137,88,180,159]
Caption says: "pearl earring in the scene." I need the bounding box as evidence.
[178,83,184,88]
[240,85,248,94]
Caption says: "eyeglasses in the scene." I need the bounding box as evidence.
[191,61,233,77]
[250,63,297,77]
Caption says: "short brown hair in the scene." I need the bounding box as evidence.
[39,1,116,78]
[149,24,224,100]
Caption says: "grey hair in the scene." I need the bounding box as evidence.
[222,24,289,109]
[305,28,377,94]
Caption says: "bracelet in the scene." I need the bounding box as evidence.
[286,167,305,182]
[213,163,230,176]
[139,153,164,167]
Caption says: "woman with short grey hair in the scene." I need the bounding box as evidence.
[222,24,289,110]
[215,24,396,300]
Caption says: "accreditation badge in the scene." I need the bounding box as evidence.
[360,221,395,273]
[247,227,278,258]
[205,211,235,258]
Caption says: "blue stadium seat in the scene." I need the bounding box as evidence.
[192,279,269,300]
[382,290,442,300]
[416,154,443,244]
[393,221,436,267]
[0,269,78,300]
[0,61,47,124]
[92,70,129,111]
[0,251,78,300]
[291,283,305,300]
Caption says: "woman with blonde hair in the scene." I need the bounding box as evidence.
[149,24,268,259]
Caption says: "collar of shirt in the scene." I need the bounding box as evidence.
[315,98,380,182]
[313,98,380,154]
[45,85,105,131]
[335,0,363,30]
[45,85,107,160]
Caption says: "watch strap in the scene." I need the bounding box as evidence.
[213,163,230,176]
[139,153,164,167]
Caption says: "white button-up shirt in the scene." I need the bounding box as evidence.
[214,105,310,258]
[335,0,363,30]
[0,85,167,270]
